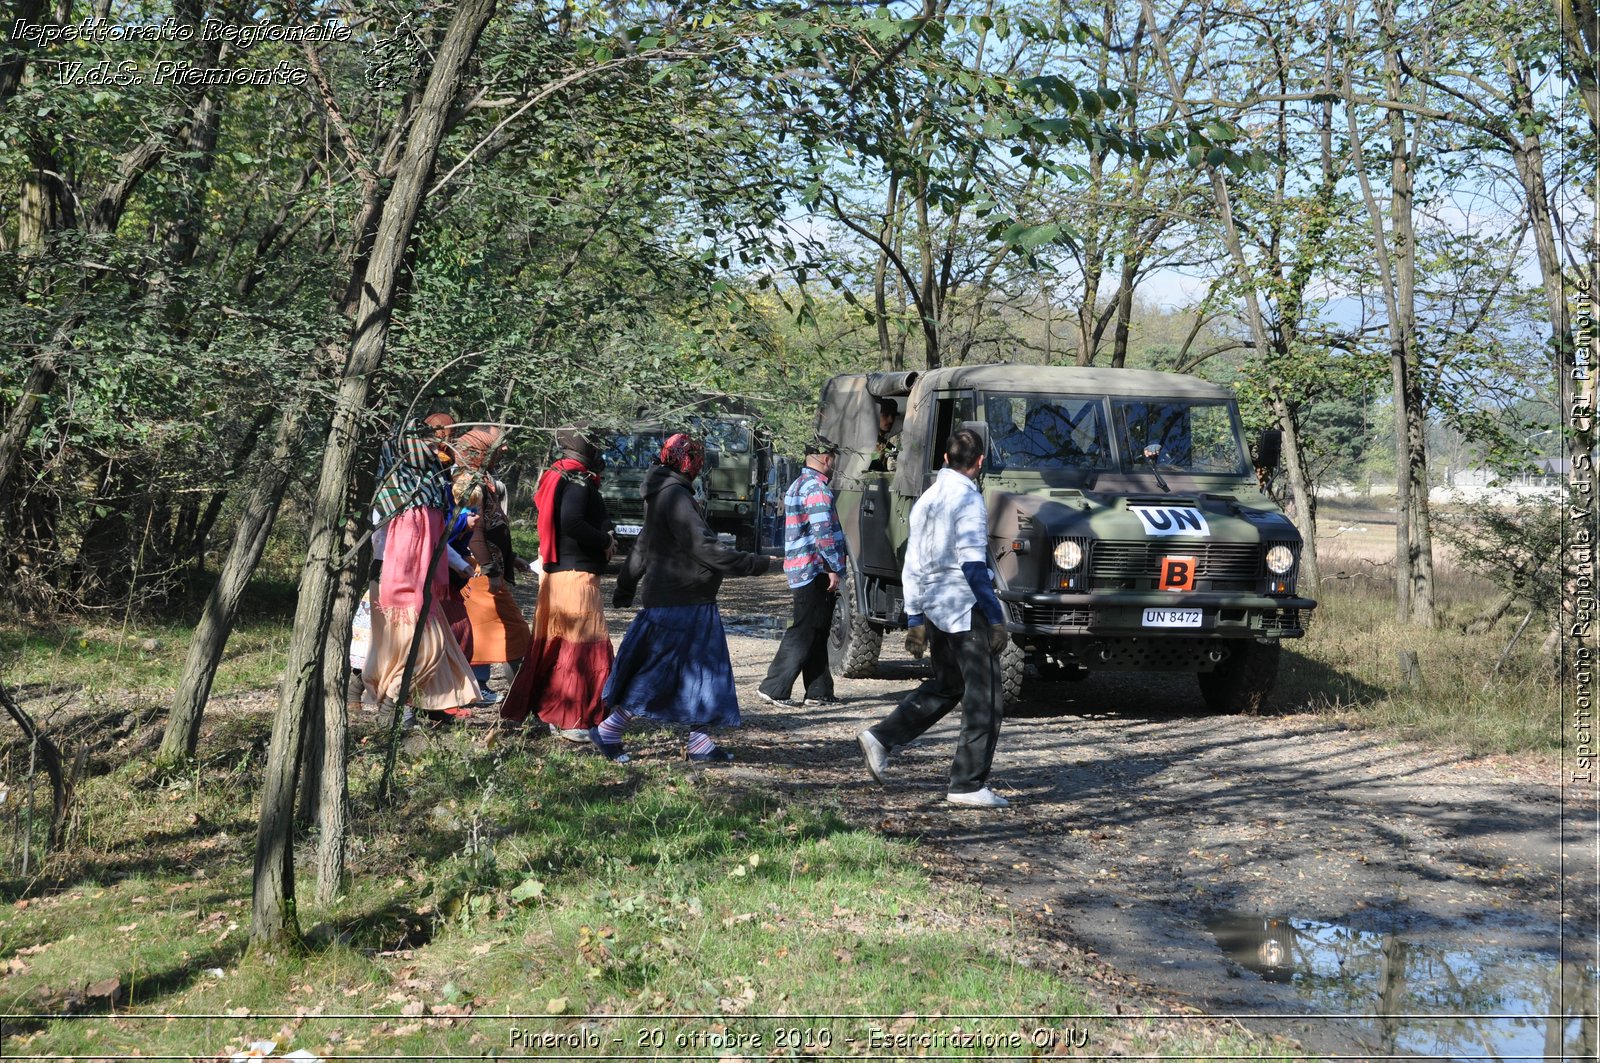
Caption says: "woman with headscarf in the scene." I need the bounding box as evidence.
[452,427,533,699]
[362,419,481,720]
[500,426,615,735]
[594,433,771,763]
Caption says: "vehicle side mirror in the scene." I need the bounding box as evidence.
[1254,429,1282,471]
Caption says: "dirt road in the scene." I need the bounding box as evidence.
[620,568,1595,1059]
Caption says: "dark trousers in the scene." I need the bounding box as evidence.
[868,624,1003,794]
[758,574,835,701]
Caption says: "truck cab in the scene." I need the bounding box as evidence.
[817,365,1316,709]
[597,417,772,551]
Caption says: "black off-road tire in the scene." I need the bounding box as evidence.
[999,638,1026,706]
[829,564,883,678]
[1197,640,1281,713]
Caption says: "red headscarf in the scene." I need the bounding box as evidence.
[658,433,704,478]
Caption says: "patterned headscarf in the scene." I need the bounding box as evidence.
[423,412,455,437]
[454,427,503,471]
[372,420,453,526]
[657,433,705,478]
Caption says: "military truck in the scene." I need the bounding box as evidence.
[816,365,1316,710]
[598,415,772,551]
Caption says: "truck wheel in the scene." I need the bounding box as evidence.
[1198,641,1281,713]
[736,528,756,553]
[829,566,883,678]
[999,639,1025,706]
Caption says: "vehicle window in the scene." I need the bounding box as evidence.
[691,418,752,454]
[602,432,667,470]
[983,394,1110,470]
[931,394,976,472]
[1113,400,1247,473]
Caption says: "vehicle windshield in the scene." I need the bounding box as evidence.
[984,394,1111,470]
[601,431,668,471]
[1113,399,1248,474]
[691,418,752,455]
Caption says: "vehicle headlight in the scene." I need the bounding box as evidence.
[1265,545,1296,575]
[1053,540,1085,571]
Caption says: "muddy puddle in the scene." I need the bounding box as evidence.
[1207,911,1598,1060]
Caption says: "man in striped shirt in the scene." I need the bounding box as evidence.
[757,437,847,708]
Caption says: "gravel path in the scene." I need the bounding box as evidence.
[610,568,1594,1058]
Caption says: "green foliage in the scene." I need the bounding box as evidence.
[1437,500,1564,617]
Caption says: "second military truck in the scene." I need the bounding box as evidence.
[816,365,1316,710]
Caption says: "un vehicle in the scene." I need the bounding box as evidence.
[816,365,1317,709]
[599,415,772,551]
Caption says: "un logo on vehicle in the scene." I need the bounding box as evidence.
[1130,506,1211,537]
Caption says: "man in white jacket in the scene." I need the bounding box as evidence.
[857,428,1011,809]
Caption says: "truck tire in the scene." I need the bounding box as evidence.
[999,638,1025,706]
[1198,640,1281,713]
[829,565,883,678]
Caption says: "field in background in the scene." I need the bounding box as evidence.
[1288,496,1559,755]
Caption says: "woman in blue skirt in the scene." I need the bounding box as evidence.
[594,433,771,763]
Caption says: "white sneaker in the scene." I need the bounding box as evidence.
[857,730,889,785]
[946,787,1009,809]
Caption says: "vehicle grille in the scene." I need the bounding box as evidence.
[1008,602,1094,628]
[1089,540,1262,590]
[1261,608,1309,634]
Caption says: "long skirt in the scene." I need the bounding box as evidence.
[441,582,475,660]
[601,603,742,730]
[361,593,480,713]
[463,573,532,666]
[365,509,479,713]
[500,571,613,729]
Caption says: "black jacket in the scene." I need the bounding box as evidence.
[545,474,613,575]
[615,465,769,608]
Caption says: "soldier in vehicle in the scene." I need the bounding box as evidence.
[868,397,900,472]
[857,428,1011,809]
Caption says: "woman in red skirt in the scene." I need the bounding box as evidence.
[501,427,615,734]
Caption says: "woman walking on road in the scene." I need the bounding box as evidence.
[594,433,770,763]
[501,426,615,735]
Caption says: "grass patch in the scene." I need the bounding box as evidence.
[0,576,299,702]
[0,720,1293,1059]
[1283,566,1559,754]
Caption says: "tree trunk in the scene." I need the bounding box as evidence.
[913,172,940,369]
[1342,0,1432,625]
[874,173,900,370]
[314,508,370,907]
[1,685,68,852]
[1136,0,1320,590]
[159,404,308,766]
[1552,0,1600,133]
[249,0,498,953]
[1380,2,1434,626]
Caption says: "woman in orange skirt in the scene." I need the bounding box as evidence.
[453,428,532,697]
[501,427,614,733]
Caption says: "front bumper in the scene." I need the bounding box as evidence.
[999,589,1316,639]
